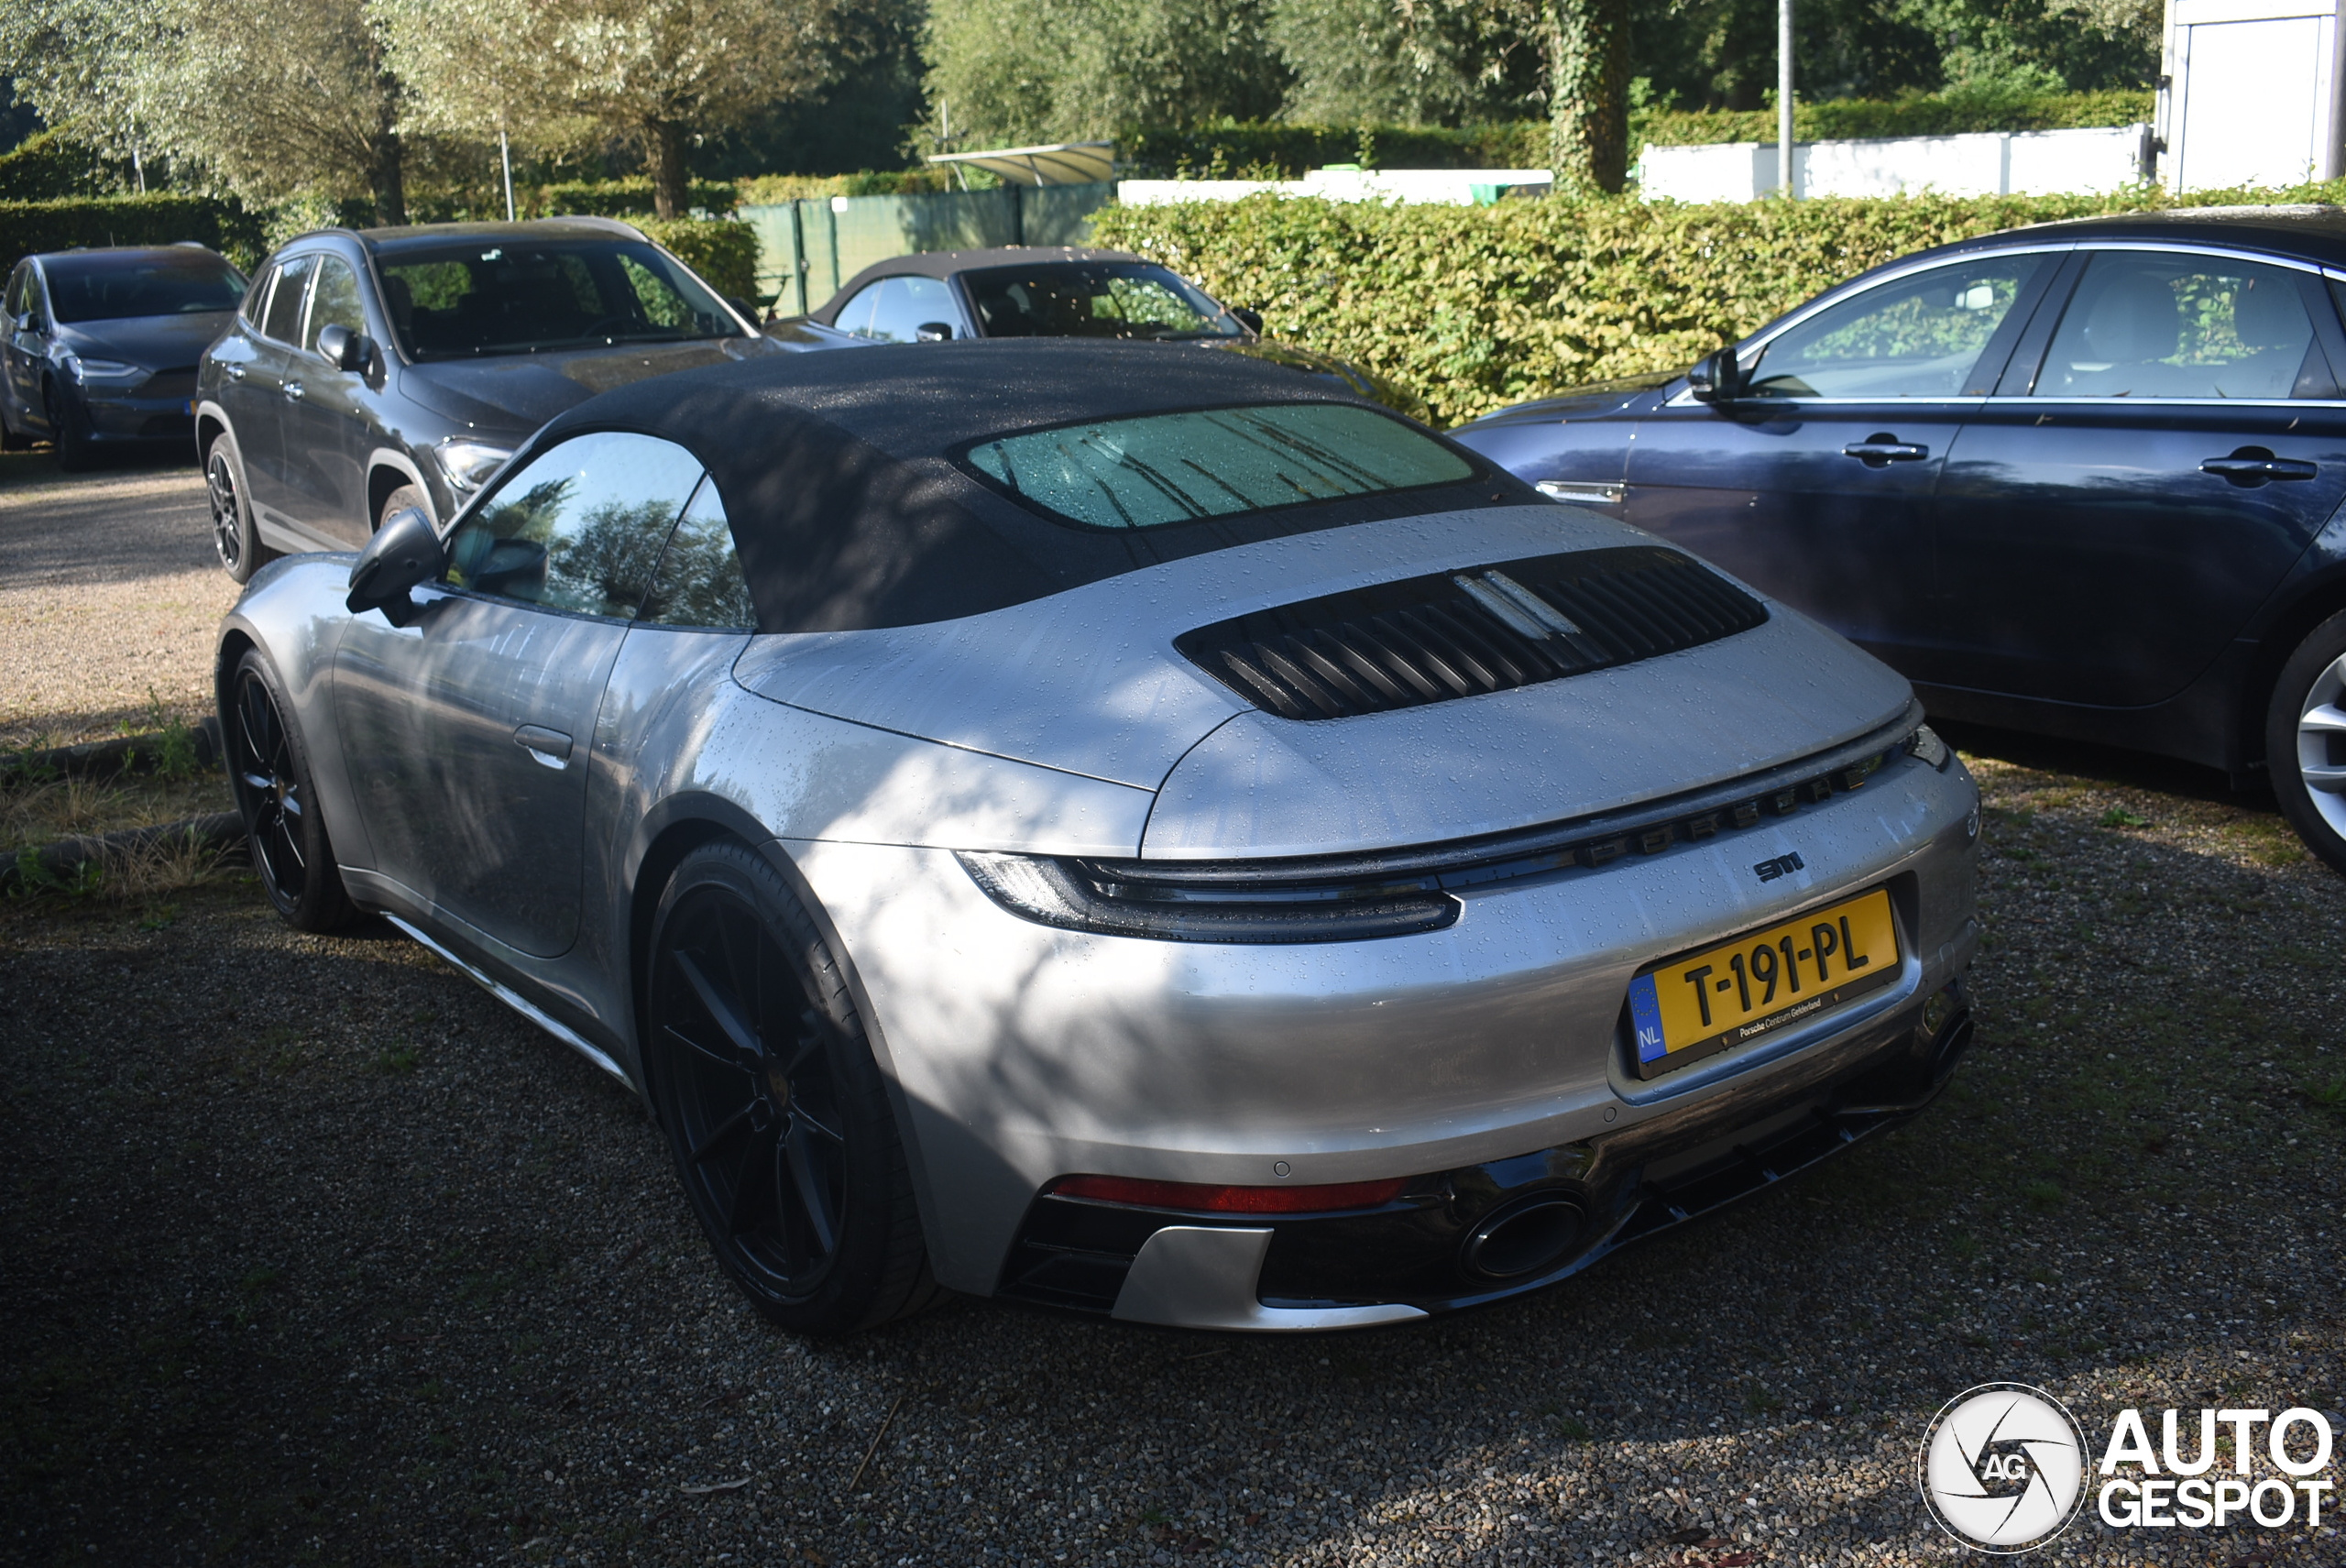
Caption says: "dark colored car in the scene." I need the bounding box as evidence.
[773,246,1430,420]
[2,245,247,469]
[196,217,782,582]
[1453,208,2346,872]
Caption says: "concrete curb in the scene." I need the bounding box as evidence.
[2,812,247,895]
[0,717,225,787]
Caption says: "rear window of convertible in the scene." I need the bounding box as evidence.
[959,402,1474,530]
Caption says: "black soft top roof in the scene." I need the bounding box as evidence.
[531,337,1526,634]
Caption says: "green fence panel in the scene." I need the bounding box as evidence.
[1021,182,1115,247]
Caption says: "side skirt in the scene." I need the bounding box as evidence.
[386,914,631,1087]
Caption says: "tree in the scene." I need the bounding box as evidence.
[381,0,857,217]
[921,0,1288,148]
[0,0,411,220]
[1266,0,1543,127]
[1546,0,1628,192]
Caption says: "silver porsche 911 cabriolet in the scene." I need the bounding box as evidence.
[218,340,1980,1335]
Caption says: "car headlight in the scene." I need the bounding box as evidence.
[1905,723,1953,771]
[957,851,1461,944]
[58,353,147,390]
[434,438,513,493]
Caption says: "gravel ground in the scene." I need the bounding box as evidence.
[0,449,231,751]
[4,730,2342,1568]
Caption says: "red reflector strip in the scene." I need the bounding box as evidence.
[1048,1174,1409,1213]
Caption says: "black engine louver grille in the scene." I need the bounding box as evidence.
[1176,546,1768,720]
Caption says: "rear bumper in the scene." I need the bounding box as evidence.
[999,975,1973,1327]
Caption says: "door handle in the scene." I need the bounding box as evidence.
[223,363,246,381]
[2201,448,2318,486]
[513,725,573,769]
[282,379,304,401]
[1842,435,1929,466]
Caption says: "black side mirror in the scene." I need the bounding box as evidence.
[346,506,445,625]
[915,321,954,343]
[1687,345,1741,405]
[316,322,376,373]
[1230,307,1264,335]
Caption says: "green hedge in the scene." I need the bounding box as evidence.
[1091,182,2346,427]
[639,217,760,302]
[528,178,741,219]
[1,194,267,274]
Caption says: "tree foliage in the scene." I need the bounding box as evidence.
[921,0,1289,148]
[379,0,860,217]
[0,0,413,220]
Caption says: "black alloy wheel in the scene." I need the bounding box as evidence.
[225,649,354,931]
[207,437,269,582]
[645,841,940,1334]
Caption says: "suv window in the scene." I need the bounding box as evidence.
[261,254,315,344]
[377,239,742,359]
[304,257,367,354]
[1744,254,2048,400]
[2036,252,2328,400]
[442,432,706,619]
[4,265,26,321]
[638,478,755,629]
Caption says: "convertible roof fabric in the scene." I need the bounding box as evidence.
[532,338,1532,634]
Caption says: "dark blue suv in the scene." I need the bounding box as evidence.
[1453,208,2346,872]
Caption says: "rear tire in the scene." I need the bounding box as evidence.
[643,840,943,1335]
[207,433,272,583]
[225,648,356,931]
[2266,609,2346,876]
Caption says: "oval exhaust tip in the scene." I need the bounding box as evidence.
[1462,1195,1584,1280]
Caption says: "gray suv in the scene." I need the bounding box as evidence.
[198,217,781,580]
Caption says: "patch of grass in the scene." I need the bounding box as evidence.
[1742,1384,1783,1415]
[1554,1415,1593,1442]
[2023,1179,2065,1211]
[2303,1077,2346,1122]
[375,1044,421,1075]
[2099,806,2150,829]
[2223,817,2308,868]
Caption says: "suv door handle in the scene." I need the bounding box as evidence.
[223,363,246,381]
[2202,448,2318,486]
[1842,435,1929,465]
[282,379,304,401]
[513,725,573,768]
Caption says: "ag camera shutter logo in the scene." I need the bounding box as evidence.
[1917,1383,2088,1552]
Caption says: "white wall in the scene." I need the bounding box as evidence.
[2161,0,2345,190]
[1637,125,2150,203]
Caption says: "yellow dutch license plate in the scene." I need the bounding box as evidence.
[1626,888,1901,1079]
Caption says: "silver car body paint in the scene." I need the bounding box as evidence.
[216,500,1979,1323]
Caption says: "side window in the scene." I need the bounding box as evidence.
[304,257,367,353]
[1744,254,2049,400]
[441,432,705,619]
[834,280,887,338]
[4,266,25,320]
[260,254,315,344]
[865,276,961,343]
[638,478,756,629]
[2037,252,2323,400]
[241,264,275,327]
